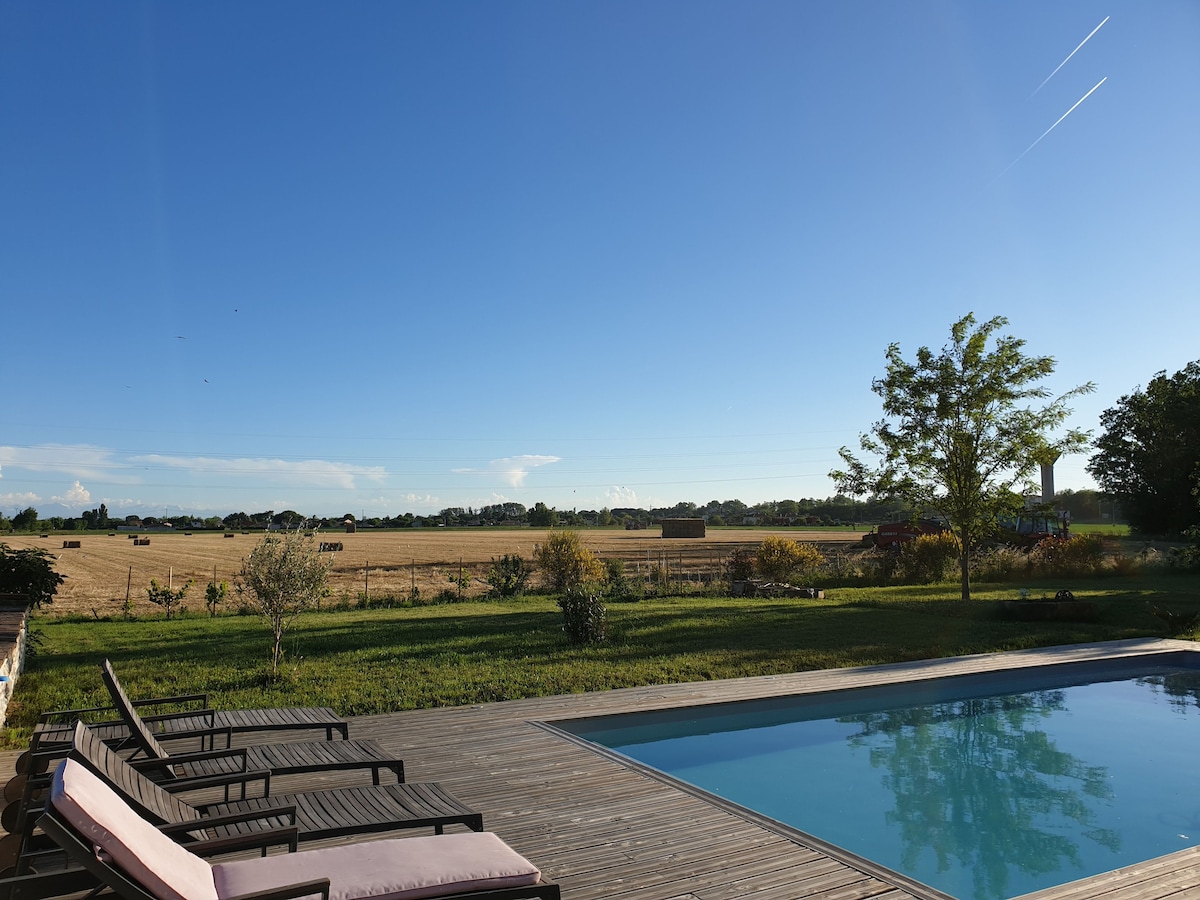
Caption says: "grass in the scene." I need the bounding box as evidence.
[1070,523,1131,536]
[7,573,1198,750]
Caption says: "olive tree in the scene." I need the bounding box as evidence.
[0,543,64,607]
[238,530,331,676]
[831,314,1093,600]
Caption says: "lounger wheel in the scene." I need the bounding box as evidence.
[13,751,47,777]
[3,776,26,805]
[0,833,24,872]
[0,802,22,835]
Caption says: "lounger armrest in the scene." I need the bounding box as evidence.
[140,708,218,727]
[0,865,102,900]
[161,767,272,798]
[187,826,300,857]
[148,745,248,773]
[37,703,118,723]
[160,768,268,796]
[160,804,298,835]
[134,691,210,709]
[37,693,209,723]
[129,745,249,773]
[226,877,330,900]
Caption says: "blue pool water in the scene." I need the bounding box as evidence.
[559,655,1200,900]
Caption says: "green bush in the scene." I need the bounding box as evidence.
[1027,534,1105,577]
[0,543,65,608]
[724,548,755,588]
[603,558,641,603]
[558,587,607,643]
[898,532,960,584]
[972,545,1026,582]
[146,578,191,620]
[486,554,531,597]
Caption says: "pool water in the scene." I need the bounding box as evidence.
[560,656,1200,900]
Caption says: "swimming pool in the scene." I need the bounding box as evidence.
[554,652,1200,900]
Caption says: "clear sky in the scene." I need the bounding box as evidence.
[2,1,1198,520]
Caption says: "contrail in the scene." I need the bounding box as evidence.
[1032,16,1110,96]
[997,76,1107,180]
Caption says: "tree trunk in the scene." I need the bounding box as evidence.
[959,533,972,601]
[271,623,284,675]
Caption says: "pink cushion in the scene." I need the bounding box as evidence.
[211,832,542,900]
[51,760,218,900]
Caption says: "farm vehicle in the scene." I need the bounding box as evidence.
[861,519,947,549]
[863,509,1069,551]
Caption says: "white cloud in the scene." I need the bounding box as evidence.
[400,493,440,506]
[605,486,639,507]
[130,455,387,490]
[0,444,131,482]
[51,481,92,507]
[0,491,41,507]
[452,455,561,487]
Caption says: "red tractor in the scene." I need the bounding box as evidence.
[864,519,947,549]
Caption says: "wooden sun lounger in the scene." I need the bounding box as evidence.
[28,659,350,763]
[61,722,481,844]
[19,759,559,900]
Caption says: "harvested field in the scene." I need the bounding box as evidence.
[5,528,866,617]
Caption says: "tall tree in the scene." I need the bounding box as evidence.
[831,314,1093,600]
[11,507,38,532]
[1087,361,1200,537]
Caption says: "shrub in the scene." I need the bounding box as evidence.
[447,565,471,599]
[535,531,604,592]
[724,548,755,588]
[603,558,641,602]
[0,543,64,608]
[558,587,607,644]
[755,536,823,582]
[897,532,960,584]
[146,578,191,619]
[486,554,532,597]
[1027,534,1105,577]
[972,545,1027,582]
[859,548,900,584]
[1163,540,1200,573]
[204,579,228,617]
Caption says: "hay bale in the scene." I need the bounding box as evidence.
[662,518,706,539]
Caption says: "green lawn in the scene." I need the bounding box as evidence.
[7,575,1198,749]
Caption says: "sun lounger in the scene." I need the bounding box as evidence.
[32,758,559,900]
[60,722,482,845]
[27,659,350,763]
[10,721,483,875]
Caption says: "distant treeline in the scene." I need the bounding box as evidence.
[0,489,1114,534]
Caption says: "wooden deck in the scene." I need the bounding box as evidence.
[7,638,1200,899]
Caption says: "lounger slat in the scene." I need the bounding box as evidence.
[202,783,482,841]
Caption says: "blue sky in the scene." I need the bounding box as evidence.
[2,1,1198,519]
